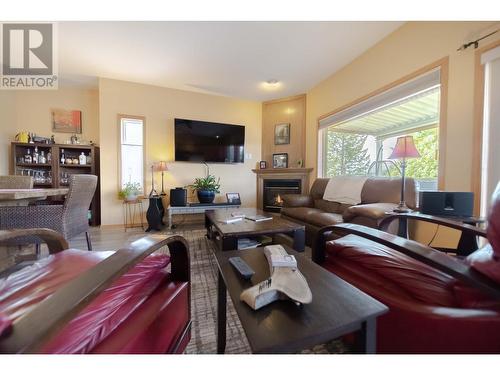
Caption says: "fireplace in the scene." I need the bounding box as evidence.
[263,179,301,212]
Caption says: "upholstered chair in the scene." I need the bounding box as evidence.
[0,175,33,189]
[0,175,97,252]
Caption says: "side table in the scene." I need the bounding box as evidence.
[123,199,144,231]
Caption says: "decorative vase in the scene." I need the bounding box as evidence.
[126,193,138,202]
[197,190,215,204]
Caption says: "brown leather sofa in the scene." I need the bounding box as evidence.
[281,177,417,245]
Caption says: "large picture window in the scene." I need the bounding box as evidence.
[319,68,442,191]
[119,115,145,193]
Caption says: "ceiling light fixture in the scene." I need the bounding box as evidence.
[266,79,279,85]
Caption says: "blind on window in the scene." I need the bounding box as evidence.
[318,69,441,130]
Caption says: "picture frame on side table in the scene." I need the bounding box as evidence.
[273,153,288,169]
[274,123,290,145]
[259,161,267,169]
[226,192,241,205]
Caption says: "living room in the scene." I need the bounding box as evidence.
[1,0,500,372]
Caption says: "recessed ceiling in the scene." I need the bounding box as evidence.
[58,21,404,101]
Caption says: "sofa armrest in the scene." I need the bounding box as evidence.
[281,194,313,208]
[312,223,500,300]
[0,234,189,353]
[342,203,397,222]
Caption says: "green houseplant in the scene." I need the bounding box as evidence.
[118,182,142,201]
[191,175,221,204]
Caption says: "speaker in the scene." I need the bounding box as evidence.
[170,187,187,207]
[419,191,474,217]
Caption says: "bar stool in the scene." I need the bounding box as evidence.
[123,199,145,231]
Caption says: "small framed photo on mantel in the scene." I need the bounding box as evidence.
[259,160,267,169]
[272,153,288,169]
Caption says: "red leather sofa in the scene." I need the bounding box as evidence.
[313,188,500,353]
[0,229,191,354]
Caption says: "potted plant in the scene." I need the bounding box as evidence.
[191,175,221,204]
[118,182,142,201]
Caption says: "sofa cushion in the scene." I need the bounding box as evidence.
[361,177,417,209]
[281,207,343,227]
[313,199,341,213]
[307,212,344,227]
[326,234,458,306]
[343,202,397,222]
[281,207,324,222]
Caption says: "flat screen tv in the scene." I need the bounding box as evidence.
[174,118,245,163]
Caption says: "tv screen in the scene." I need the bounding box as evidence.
[174,118,245,163]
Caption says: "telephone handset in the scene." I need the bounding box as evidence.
[240,245,312,310]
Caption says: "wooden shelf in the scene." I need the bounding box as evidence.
[11,141,101,226]
[59,164,92,168]
[16,163,52,167]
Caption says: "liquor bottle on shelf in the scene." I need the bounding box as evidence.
[24,148,32,163]
[47,149,52,163]
[39,150,47,164]
[60,149,66,164]
[33,146,39,164]
[79,152,86,165]
[86,153,92,164]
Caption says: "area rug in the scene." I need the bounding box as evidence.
[162,228,349,354]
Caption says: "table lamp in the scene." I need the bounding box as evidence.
[389,135,421,213]
[154,161,169,196]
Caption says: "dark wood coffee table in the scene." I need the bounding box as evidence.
[214,245,388,354]
[205,208,305,252]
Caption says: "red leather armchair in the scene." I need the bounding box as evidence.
[0,229,191,354]
[313,188,500,353]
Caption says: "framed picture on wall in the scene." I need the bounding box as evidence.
[51,109,82,134]
[272,153,288,168]
[274,123,290,145]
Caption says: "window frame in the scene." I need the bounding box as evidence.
[118,114,146,196]
[316,57,448,190]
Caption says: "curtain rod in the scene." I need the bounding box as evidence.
[457,29,499,51]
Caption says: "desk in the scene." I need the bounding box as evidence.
[0,188,68,206]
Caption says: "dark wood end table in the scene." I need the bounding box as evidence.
[214,245,388,354]
[205,208,306,252]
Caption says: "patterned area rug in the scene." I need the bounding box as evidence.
[163,228,348,354]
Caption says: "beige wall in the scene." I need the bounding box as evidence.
[0,88,99,175]
[306,21,500,190]
[262,95,306,168]
[305,21,500,247]
[99,78,262,225]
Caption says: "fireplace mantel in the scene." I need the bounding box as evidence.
[252,168,314,211]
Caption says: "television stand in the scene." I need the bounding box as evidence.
[167,202,240,229]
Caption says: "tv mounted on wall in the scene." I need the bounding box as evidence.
[174,118,245,163]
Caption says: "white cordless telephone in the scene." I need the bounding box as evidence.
[240,245,312,310]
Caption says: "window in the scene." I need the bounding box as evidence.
[479,46,500,216]
[319,69,442,191]
[119,116,145,193]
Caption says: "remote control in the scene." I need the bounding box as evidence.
[229,257,255,280]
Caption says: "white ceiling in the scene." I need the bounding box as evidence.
[58,22,404,101]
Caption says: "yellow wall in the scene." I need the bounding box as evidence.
[98,78,262,225]
[305,21,500,247]
[0,88,99,175]
[262,95,306,168]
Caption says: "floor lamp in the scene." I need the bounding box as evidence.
[389,135,421,213]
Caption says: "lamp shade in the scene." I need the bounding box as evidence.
[388,136,421,159]
[154,161,169,172]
